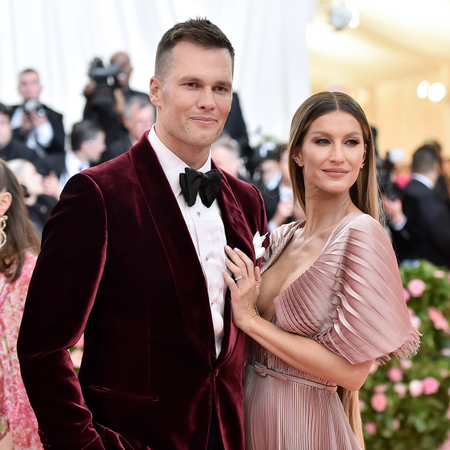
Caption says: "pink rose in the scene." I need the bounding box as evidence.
[409,379,424,397]
[75,334,84,349]
[400,358,413,370]
[428,307,450,333]
[371,393,387,412]
[394,383,407,397]
[442,348,450,357]
[387,367,403,382]
[70,349,83,369]
[434,270,445,278]
[393,419,400,432]
[411,315,422,330]
[374,384,387,394]
[441,369,450,379]
[423,377,440,395]
[403,288,410,302]
[364,422,377,436]
[407,279,426,297]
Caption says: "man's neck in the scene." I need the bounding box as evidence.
[72,150,87,163]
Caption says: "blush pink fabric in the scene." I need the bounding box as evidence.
[245,212,420,450]
[0,252,42,449]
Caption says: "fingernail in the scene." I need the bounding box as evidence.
[226,245,231,250]
[234,247,240,251]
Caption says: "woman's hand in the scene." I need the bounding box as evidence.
[222,246,261,331]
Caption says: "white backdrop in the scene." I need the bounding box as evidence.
[0,0,315,146]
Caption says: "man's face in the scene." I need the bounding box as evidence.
[18,71,42,100]
[82,132,106,163]
[151,41,233,159]
[0,113,12,148]
[111,52,132,87]
[123,105,155,142]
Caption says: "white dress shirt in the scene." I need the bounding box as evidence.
[149,126,227,356]
[59,152,90,188]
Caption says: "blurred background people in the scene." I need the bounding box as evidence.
[44,120,105,199]
[9,69,65,157]
[99,95,155,164]
[222,92,249,152]
[254,143,304,232]
[211,137,242,179]
[83,52,153,146]
[388,145,450,268]
[0,103,43,173]
[0,158,42,449]
[7,159,57,237]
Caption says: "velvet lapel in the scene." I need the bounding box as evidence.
[215,166,256,364]
[130,135,216,355]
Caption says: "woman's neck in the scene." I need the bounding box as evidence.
[302,191,359,240]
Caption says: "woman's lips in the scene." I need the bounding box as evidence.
[322,168,349,178]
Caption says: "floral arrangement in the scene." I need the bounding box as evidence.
[360,261,450,450]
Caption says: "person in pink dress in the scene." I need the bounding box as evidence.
[223,92,420,450]
[0,158,42,449]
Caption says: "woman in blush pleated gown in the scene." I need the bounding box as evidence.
[223,92,420,450]
[0,159,42,450]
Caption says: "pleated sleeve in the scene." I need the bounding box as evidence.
[275,214,421,365]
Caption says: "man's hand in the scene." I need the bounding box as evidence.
[29,111,49,128]
[83,80,97,97]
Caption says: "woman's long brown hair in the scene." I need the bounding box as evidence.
[0,159,40,282]
[286,91,382,449]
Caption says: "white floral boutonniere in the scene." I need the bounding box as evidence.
[253,231,268,259]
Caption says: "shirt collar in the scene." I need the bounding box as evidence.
[148,125,212,198]
[412,172,435,189]
[65,151,89,175]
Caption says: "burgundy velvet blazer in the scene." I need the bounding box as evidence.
[17,134,268,450]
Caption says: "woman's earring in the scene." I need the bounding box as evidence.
[0,215,8,249]
[360,162,365,169]
[292,155,304,167]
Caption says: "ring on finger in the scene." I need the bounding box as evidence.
[235,274,244,281]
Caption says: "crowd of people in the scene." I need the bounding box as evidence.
[0,15,445,450]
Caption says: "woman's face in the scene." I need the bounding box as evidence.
[295,111,365,196]
[20,162,44,197]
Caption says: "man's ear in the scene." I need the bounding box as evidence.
[0,191,12,216]
[150,76,162,107]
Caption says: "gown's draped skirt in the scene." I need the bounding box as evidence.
[245,360,361,450]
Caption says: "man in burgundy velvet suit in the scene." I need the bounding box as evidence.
[18,19,267,450]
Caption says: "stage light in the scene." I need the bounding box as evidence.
[417,81,430,99]
[428,83,446,102]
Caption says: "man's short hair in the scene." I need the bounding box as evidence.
[124,95,153,119]
[71,120,103,151]
[19,68,39,79]
[155,17,235,80]
[0,103,11,120]
[412,145,439,174]
[211,137,240,160]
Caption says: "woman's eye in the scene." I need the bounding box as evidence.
[345,139,359,146]
[315,139,330,145]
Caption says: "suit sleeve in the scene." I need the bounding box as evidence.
[46,109,66,154]
[18,173,106,449]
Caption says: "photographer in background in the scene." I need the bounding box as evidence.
[43,120,106,199]
[10,69,65,157]
[99,95,155,164]
[83,52,152,146]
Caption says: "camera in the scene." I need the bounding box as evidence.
[88,57,122,106]
[23,99,46,117]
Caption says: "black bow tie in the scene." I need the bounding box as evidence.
[179,167,223,207]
